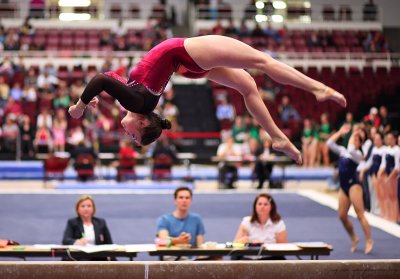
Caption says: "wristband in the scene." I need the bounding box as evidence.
[76,100,87,110]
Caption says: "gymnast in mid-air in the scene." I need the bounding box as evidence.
[69,35,347,164]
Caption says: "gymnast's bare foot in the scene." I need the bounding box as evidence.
[314,86,347,107]
[365,239,374,255]
[351,236,359,253]
[272,139,302,165]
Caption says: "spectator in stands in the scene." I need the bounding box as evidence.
[211,19,225,35]
[70,79,86,103]
[71,140,97,181]
[233,193,287,260]
[99,29,113,47]
[36,108,52,129]
[67,126,85,149]
[3,97,22,118]
[62,195,113,260]
[318,113,333,166]
[34,123,53,154]
[0,24,5,49]
[327,124,374,254]
[112,18,127,38]
[224,19,239,37]
[231,116,247,144]
[278,95,301,126]
[363,0,378,21]
[339,112,355,147]
[22,84,37,102]
[378,105,391,134]
[363,107,380,129]
[301,118,318,167]
[53,80,71,109]
[19,17,35,36]
[24,67,38,88]
[162,101,179,123]
[69,35,347,165]
[0,75,10,103]
[216,135,242,188]
[216,97,235,126]
[238,19,250,37]
[252,138,276,189]
[37,67,58,92]
[306,31,321,48]
[152,136,177,175]
[251,23,265,37]
[1,114,19,153]
[156,186,205,248]
[0,55,17,79]
[52,111,67,152]
[19,114,35,158]
[10,82,22,101]
[3,31,19,51]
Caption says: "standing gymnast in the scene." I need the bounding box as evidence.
[327,124,374,254]
[69,35,347,164]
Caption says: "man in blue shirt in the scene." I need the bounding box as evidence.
[156,186,205,248]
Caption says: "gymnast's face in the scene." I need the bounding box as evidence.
[121,112,150,145]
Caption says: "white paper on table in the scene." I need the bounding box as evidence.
[32,244,69,249]
[263,243,301,251]
[294,242,329,248]
[125,244,157,252]
[69,244,120,253]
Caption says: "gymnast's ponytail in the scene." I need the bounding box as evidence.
[141,112,171,146]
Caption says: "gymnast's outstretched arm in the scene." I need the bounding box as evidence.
[69,73,145,119]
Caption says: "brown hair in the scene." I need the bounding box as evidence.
[141,112,171,146]
[250,193,281,224]
[174,186,193,199]
[75,195,96,216]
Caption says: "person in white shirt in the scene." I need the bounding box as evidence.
[234,193,287,260]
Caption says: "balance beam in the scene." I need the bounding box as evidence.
[1,260,399,279]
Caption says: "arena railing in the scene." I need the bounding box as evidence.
[1,50,397,71]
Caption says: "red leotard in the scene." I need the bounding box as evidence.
[127,38,209,95]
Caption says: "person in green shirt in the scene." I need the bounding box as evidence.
[301,118,319,167]
[318,113,333,166]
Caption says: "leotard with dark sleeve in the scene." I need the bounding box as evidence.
[79,38,209,113]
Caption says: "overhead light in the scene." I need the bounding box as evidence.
[58,0,91,7]
[59,13,91,21]
[303,2,311,9]
[255,1,265,9]
[255,14,268,22]
[273,1,287,10]
[271,14,283,22]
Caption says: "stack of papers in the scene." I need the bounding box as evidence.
[264,243,301,251]
[125,244,157,252]
[294,242,329,248]
[69,244,120,253]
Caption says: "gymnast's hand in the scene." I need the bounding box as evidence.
[68,97,98,119]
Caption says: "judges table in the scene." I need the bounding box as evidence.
[0,245,137,261]
[0,243,332,261]
[150,243,333,261]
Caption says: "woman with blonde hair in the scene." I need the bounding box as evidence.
[62,195,113,260]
